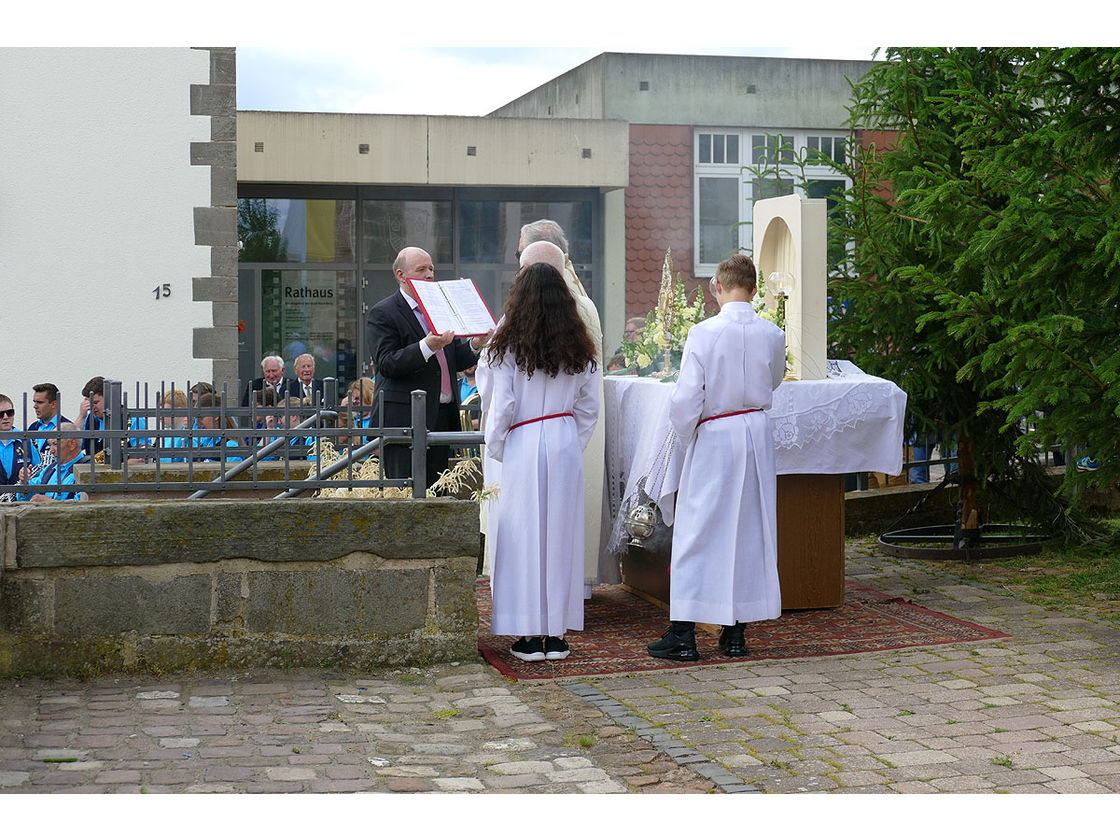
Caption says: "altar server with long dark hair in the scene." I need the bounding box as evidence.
[479,257,600,663]
[648,253,786,662]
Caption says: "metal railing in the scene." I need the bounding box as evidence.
[1,379,484,501]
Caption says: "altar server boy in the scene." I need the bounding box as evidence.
[648,254,787,662]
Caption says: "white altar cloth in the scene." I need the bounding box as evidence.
[601,360,907,557]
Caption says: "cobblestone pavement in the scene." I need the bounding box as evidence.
[3,543,1120,794]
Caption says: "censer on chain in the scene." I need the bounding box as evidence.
[621,428,676,549]
[622,477,660,548]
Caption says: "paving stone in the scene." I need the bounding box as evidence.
[433,776,486,791]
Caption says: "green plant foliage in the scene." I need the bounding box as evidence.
[238,198,288,262]
[829,47,1120,536]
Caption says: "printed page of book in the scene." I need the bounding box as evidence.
[407,278,496,337]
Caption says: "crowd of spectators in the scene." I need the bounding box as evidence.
[2,351,482,503]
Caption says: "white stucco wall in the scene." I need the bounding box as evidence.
[0,48,213,421]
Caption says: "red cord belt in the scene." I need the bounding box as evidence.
[698,408,761,426]
[509,412,574,431]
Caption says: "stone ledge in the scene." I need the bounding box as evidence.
[6,498,479,567]
[0,499,481,676]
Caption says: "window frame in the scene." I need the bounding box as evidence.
[693,129,851,277]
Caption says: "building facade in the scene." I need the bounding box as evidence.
[0,47,237,415]
[236,112,629,385]
[490,52,876,318]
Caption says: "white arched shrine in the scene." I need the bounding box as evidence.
[753,195,828,380]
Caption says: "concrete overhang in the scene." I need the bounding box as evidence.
[237,111,629,188]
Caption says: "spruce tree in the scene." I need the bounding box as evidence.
[831,48,1120,537]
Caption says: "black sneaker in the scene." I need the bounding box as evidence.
[718,623,749,657]
[647,624,699,662]
[510,637,545,662]
[544,636,570,661]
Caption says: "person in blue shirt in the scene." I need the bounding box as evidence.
[77,376,107,456]
[157,389,190,463]
[1,392,41,490]
[18,422,86,501]
[459,364,478,403]
[28,382,71,459]
[339,377,376,446]
[277,396,316,455]
[192,393,243,462]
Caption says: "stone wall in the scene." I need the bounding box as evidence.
[0,499,480,677]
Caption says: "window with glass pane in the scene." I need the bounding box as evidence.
[751,134,794,165]
[259,270,358,384]
[361,200,453,265]
[699,178,740,264]
[807,136,846,165]
[699,133,738,165]
[513,201,594,265]
[726,134,739,164]
[459,201,508,264]
[713,133,725,164]
[753,176,794,201]
[238,199,355,263]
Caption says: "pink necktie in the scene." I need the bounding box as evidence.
[412,298,452,399]
[436,348,452,399]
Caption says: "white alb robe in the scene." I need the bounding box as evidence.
[479,353,600,637]
[479,261,613,593]
[668,301,786,626]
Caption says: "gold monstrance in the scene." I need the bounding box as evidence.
[655,248,675,374]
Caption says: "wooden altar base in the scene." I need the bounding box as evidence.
[620,473,846,611]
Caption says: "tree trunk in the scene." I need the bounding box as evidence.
[957,433,980,532]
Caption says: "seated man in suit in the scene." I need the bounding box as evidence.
[241,355,296,407]
[292,353,325,404]
[365,246,491,488]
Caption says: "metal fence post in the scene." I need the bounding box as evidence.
[105,379,123,469]
[411,389,427,499]
[323,377,338,411]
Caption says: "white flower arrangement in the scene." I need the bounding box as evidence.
[622,248,707,374]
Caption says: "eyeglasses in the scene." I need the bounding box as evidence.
[0,409,15,418]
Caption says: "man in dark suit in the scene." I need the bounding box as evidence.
[241,355,297,407]
[292,353,325,404]
[366,246,491,488]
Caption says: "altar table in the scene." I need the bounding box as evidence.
[601,361,907,609]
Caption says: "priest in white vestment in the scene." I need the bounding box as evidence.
[478,258,601,663]
[648,253,787,663]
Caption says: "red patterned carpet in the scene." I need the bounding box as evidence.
[476,579,1009,681]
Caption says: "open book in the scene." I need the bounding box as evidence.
[406,278,497,337]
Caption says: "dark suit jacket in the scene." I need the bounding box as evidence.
[366,289,479,431]
[292,378,326,405]
[241,377,299,407]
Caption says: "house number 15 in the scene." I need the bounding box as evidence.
[153,283,172,299]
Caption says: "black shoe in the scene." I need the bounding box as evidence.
[510,637,545,662]
[647,623,699,662]
[544,636,570,661]
[719,623,749,657]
